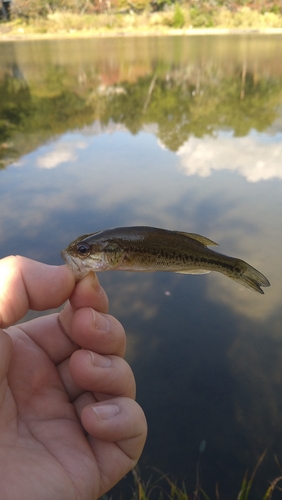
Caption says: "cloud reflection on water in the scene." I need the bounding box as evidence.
[36,140,87,169]
[177,130,282,182]
[34,122,282,184]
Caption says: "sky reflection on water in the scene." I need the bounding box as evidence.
[0,35,282,498]
[3,127,280,319]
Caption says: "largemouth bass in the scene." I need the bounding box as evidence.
[60,226,270,294]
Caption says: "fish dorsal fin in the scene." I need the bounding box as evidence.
[177,232,218,247]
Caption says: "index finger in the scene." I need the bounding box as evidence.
[0,256,75,328]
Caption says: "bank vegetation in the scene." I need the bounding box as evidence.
[1,0,282,35]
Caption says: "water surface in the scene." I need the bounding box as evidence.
[0,35,282,499]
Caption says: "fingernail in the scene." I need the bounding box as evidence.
[92,404,120,420]
[91,309,110,332]
[87,350,111,368]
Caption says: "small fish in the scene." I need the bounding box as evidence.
[60,226,270,294]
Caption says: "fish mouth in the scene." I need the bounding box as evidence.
[60,250,87,278]
[60,247,109,279]
[60,250,76,268]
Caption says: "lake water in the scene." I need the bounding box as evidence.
[1,34,282,499]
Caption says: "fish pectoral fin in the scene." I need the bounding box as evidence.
[177,232,218,247]
[175,269,211,275]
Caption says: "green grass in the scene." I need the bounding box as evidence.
[103,453,282,500]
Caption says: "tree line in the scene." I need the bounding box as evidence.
[3,0,282,21]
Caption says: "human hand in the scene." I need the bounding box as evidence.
[0,256,147,500]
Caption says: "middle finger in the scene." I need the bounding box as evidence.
[57,350,136,403]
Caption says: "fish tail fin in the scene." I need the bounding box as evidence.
[233,260,270,294]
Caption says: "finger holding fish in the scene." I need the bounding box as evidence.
[68,271,109,313]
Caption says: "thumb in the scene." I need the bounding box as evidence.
[0,256,75,328]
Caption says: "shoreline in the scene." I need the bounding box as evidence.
[1,26,282,42]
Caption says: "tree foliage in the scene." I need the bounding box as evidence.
[1,61,282,167]
[99,70,281,150]
[8,0,282,20]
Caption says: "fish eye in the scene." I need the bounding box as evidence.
[76,242,91,257]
